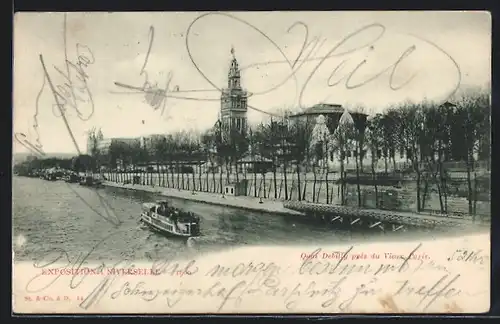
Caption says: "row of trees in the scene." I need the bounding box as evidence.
[13,154,97,175]
[16,88,490,217]
[104,90,488,215]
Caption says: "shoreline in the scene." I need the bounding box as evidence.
[102,181,488,229]
[102,181,306,217]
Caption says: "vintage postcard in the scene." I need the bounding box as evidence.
[12,11,491,314]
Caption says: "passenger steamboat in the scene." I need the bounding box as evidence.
[140,201,201,238]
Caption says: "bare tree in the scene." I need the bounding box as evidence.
[453,88,490,219]
[396,102,426,211]
[365,115,383,207]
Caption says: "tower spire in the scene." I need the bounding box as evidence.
[220,45,247,134]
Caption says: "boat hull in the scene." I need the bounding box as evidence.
[140,213,199,238]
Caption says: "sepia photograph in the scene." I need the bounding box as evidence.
[12,11,491,314]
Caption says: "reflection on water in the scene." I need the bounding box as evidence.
[12,177,458,262]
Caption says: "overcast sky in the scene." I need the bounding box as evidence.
[13,11,491,154]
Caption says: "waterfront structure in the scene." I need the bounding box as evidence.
[220,47,248,134]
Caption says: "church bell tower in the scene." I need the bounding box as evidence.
[220,46,248,133]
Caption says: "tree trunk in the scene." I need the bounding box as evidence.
[206,164,210,192]
[415,167,422,212]
[170,162,175,189]
[253,168,257,197]
[435,172,444,213]
[273,162,278,199]
[371,154,378,208]
[176,162,180,189]
[225,159,231,184]
[157,163,161,187]
[466,149,473,217]
[211,164,216,193]
[442,168,448,214]
[325,168,330,204]
[262,173,267,198]
[359,148,364,172]
[355,146,362,207]
[199,163,203,191]
[302,168,308,201]
[219,163,224,194]
[340,157,345,205]
[312,164,317,203]
[235,159,240,183]
[182,169,185,190]
[283,160,289,200]
[165,160,169,187]
[437,148,448,213]
[296,164,302,201]
[421,170,430,210]
[193,165,197,191]
[473,169,478,217]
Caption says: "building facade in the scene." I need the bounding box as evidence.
[290,104,409,171]
[220,47,248,133]
[141,134,167,151]
[94,137,141,155]
[289,103,368,134]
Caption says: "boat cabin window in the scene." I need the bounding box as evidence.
[225,187,229,194]
[231,188,234,194]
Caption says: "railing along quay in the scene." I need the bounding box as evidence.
[283,201,474,231]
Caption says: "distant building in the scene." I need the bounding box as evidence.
[288,104,411,171]
[95,137,140,155]
[141,134,166,151]
[86,129,103,155]
[220,46,248,134]
[289,103,368,134]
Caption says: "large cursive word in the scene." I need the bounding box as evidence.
[46,15,95,121]
[185,13,461,111]
[113,26,178,117]
[13,58,47,157]
[393,274,462,311]
[14,132,45,157]
[50,43,95,120]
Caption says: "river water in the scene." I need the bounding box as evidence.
[12,176,464,262]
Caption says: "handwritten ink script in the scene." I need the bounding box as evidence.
[15,233,489,313]
[111,13,461,119]
[185,13,461,108]
[48,42,95,121]
[114,26,177,117]
[13,14,123,232]
[14,14,95,156]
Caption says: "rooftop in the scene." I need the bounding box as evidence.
[289,103,368,117]
[290,103,344,117]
